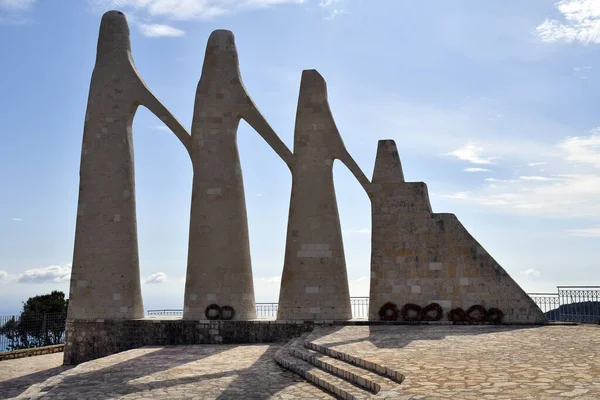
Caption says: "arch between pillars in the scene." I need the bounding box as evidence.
[133,106,193,313]
[332,159,372,305]
[236,118,292,304]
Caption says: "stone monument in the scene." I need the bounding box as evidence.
[367,140,546,323]
[67,9,544,333]
[68,11,191,320]
[277,70,369,321]
[183,30,293,320]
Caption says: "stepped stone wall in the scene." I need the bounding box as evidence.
[368,140,546,323]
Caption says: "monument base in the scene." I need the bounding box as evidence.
[63,317,552,365]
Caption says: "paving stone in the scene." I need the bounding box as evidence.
[3,325,600,399]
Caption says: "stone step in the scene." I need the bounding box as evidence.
[274,335,372,400]
[289,343,390,394]
[304,340,405,385]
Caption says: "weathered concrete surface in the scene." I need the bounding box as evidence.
[184,30,293,320]
[277,70,370,321]
[69,11,190,321]
[368,140,546,323]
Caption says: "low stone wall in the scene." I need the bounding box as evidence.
[0,344,64,361]
[64,318,557,365]
[63,319,315,365]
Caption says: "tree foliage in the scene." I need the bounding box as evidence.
[0,290,68,351]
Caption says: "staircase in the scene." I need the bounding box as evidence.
[274,333,405,399]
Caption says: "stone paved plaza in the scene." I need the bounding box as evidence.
[2,325,600,399]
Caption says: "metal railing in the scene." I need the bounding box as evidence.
[557,286,600,323]
[527,286,600,323]
[350,297,369,319]
[3,288,599,353]
[0,312,67,352]
[148,289,600,323]
[527,293,561,317]
[147,298,371,319]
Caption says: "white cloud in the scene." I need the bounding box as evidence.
[464,168,490,172]
[11,217,23,221]
[559,131,600,167]
[442,192,470,200]
[139,23,185,37]
[319,0,346,20]
[18,264,71,284]
[518,176,557,181]
[96,0,305,20]
[535,0,600,44]
[574,66,593,71]
[484,178,519,183]
[0,270,8,282]
[256,193,264,197]
[527,162,547,167]
[447,144,498,164]
[520,268,541,278]
[145,272,167,284]
[442,128,600,218]
[567,226,600,237]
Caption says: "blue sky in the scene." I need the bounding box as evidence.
[1,0,599,315]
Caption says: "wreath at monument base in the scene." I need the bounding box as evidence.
[400,303,423,322]
[447,307,466,323]
[205,304,221,320]
[465,305,487,323]
[486,307,504,324]
[221,305,235,321]
[422,303,443,321]
[378,302,399,321]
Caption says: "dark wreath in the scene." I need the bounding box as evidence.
[221,305,235,321]
[422,303,443,321]
[465,305,487,323]
[378,302,399,321]
[205,303,221,320]
[486,307,504,324]
[400,303,423,322]
[447,307,466,323]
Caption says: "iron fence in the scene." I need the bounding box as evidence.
[526,287,600,323]
[148,289,600,323]
[147,298,371,319]
[557,286,600,323]
[256,303,278,318]
[3,288,599,353]
[350,297,369,319]
[0,312,67,352]
[528,293,561,317]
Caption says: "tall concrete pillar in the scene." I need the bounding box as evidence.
[368,140,546,323]
[183,30,293,320]
[68,11,190,320]
[277,70,370,321]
